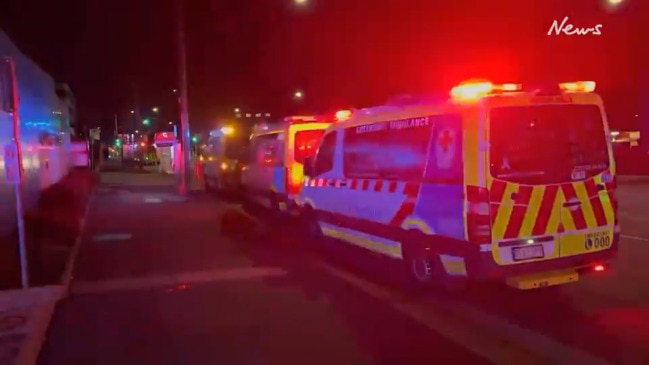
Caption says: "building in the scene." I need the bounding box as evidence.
[54,82,77,138]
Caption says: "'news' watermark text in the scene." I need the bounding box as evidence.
[547,16,602,36]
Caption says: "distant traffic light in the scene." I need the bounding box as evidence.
[115,138,121,146]
[191,136,198,143]
[143,119,151,126]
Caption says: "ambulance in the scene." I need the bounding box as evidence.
[298,80,618,290]
[241,115,336,215]
[201,125,251,195]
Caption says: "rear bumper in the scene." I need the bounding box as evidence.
[463,233,619,280]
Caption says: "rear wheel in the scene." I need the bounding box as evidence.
[410,257,434,283]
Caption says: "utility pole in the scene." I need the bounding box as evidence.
[114,113,124,164]
[177,0,192,194]
[132,82,142,129]
[3,57,28,288]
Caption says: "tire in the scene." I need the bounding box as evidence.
[402,243,469,292]
[409,256,435,283]
[401,231,435,283]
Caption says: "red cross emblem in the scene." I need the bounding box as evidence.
[438,129,454,152]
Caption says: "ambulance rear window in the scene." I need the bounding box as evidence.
[294,130,325,164]
[489,104,609,185]
[224,135,250,162]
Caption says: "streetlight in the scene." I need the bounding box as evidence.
[152,107,159,113]
[168,121,173,125]
[294,90,303,99]
[130,110,135,114]
[234,108,240,113]
[294,0,307,4]
[173,89,178,93]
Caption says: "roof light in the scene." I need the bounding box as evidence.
[335,109,352,121]
[450,81,493,100]
[284,115,317,122]
[220,126,234,135]
[449,80,522,101]
[501,83,522,91]
[559,81,596,93]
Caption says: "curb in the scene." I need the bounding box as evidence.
[12,189,94,365]
[59,198,92,293]
[13,286,64,365]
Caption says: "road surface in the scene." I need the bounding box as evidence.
[37,171,485,365]
[38,171,649,364]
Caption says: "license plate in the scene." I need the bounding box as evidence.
[571,170,586,180]
[512,244,545,261]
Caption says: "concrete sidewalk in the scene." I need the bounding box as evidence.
[0,287,63,365]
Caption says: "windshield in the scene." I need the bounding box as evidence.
[489,104,609,185]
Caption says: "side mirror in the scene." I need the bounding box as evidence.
[303,156,314,177]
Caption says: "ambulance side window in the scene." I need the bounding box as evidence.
[313,131,337,176]
[342,124,389,179]
[342,119,432,180]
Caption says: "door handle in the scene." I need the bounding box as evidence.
[327,181,336,187]
[338,182,347,187]
[563,201,581,208]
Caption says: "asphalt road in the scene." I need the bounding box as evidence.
[37,172,649,365]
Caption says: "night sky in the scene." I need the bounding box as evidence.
[0,0,646,133]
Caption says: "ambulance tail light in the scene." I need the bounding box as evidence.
[605,172,619,229]
[559,81,596,93]
[288,174,302,195]
[466,186,492,244]
[287,165,303,196]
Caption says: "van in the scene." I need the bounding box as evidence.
[241,115,333,215]
[201,125,251,195]
[298,80,617,289]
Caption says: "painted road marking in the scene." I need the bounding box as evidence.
[621,235,649,242]
[619,211,649,223]
[318,261,613,365]
[72,267,287,295]
[92,233,133,242]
